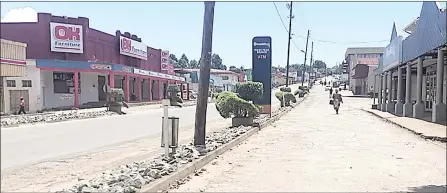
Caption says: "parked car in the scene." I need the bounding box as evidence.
[182,90,197,99]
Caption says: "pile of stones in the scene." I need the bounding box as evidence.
[0,110,116,127]
[59,125,252,193]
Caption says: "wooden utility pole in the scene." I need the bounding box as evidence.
[285,1,293,87]
[309,41,314,83]
[301,30,310,86]
[194,1,215,148]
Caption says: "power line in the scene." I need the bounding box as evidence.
[272,2,303,53]
[294,35,388,44]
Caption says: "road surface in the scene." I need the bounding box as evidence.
[172,84,446,192]
[1,85,299,170]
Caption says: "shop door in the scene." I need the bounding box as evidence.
[425,71,436,111]
[9,90,29,113]
[98,76,106,101]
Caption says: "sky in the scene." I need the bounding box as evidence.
[0,1,427,68]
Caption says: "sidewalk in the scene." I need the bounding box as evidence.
[172,86,446,192]
[363,108,446,142]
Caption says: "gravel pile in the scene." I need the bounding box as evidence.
[59,125,252,193]
[1,110,117,127]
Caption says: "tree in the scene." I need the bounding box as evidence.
[190,59,199,69]
[312,60,327,69]
[170,54,180,68]
[211,53,223,69]
[178,54,190,68]
[229,65,241,73]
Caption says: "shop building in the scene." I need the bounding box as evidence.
[0,13,187,112]
[344,47,384,95]
[182,69,239,92]
[375,1,446,124]
[1,39,28,114]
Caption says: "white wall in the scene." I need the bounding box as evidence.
[41,71,104,109]
[3,59,42,113]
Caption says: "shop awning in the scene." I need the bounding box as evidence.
[352,64,369,79]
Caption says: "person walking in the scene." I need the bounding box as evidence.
[18,97,26,114]
[329,87,333,98]
[332,89,344,114]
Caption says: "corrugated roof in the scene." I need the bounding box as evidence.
[345,47,385,56]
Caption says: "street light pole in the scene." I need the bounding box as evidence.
[194,1,215,148]
[301,30,310,86]
[285,1,293,87]
[309,41,314,84]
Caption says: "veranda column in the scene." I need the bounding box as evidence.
[395,67,404,115]
[403,64,413,117]
[413,57,425,119]
[109,72,115,88]
[148,78,152,101]
[124,75,130,102]
[136,77,142,102]
[74,71,79,108]
[381,72,388,111]
[432,48,446,123]
[377,74,383,108]
[157,80,162,100]
[186,83,190,100]
[386,70,395,113]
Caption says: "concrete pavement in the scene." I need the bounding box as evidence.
[172,85,446,192]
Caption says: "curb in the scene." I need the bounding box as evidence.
[139,93,310,192]
[361,109,446,143]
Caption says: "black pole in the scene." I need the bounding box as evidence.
[301,30,310,86]
[285,1,293,87]
[309,41,314,83]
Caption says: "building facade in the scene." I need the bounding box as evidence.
[344,47,385,95]
[374,1,446,125]
[0,13,186,112]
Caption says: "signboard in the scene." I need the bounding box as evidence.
[50,22,83,53]
[252,36,272,114]
[161,50,169,70]
[119,36,148,60]
[134,68,186,81]
[383,36,403,72]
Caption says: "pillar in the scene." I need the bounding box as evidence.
[74,71,79,108]
[413,57,425,119]
[386,70,395,113]
[136,77,142,102]
[432,48,446,123]
[124,75,130,102]
[373,75,377,105]
[381,72,387,111]
[158,80,162,100]
[148,78,152,101]
[180,83,184,100]
[403,64,413,117]
[109,72,115,88]
[395,67,404,115]
[377,75,383,108]
[186,83,190,100]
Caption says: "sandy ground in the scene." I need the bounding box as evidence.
[172,86,446,192]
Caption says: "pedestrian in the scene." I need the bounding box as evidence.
[18,97,26,114]
[329,87,333,98]
[332,89,344,114]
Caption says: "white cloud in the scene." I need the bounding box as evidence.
[1,7,37,23]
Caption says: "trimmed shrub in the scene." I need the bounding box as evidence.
[235,81,263,102]
[298,85,309,93]
[215,88,223,93]
[275,91,296,107]
[215,91,261,118]
[167,84,180,93]
[280,87,292,93]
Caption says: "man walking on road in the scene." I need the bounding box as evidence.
[18,97,26,114]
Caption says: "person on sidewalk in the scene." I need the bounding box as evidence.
[329,87,333,98]
[332,89,343,114]
[18,97,26,114]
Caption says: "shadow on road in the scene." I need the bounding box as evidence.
[406,185,446,192]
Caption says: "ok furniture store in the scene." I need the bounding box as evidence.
[0,13,187,113]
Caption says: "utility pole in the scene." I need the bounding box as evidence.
[301,30,310,86]
[309,41,314,84]
[194,1,215,148]
[285,1,293,87]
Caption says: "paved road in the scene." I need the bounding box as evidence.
[172,84,446,192]
[0,85,300,170]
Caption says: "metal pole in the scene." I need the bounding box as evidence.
[301,30,310,86]
[162,99,170,156]
[194,1,215,148]
[285,1,293,87]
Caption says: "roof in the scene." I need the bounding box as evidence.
[177,68,238,75]
[345,47,385,56]
[403,17,419,34]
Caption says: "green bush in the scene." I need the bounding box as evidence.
[167,84,180,93]
[275,91,296,107]
[215,88,223,93]
[235,81,263,102]
[298,86,309,93]
[279,87,292,93]
[107,88,124,102]
[293,89,302,96]
[215,91,261,118]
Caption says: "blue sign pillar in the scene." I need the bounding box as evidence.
[252,36,272,114]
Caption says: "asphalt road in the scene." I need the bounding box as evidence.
[1,84,302,170]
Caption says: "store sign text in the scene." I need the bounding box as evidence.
[50,22,84,54]
[120,36,148,60]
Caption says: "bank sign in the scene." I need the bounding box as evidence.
[383,36,402,72]
[50,22,84,54]
[119,36,148,60]
[252,36,272,114]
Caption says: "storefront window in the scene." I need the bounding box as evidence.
[53,72,81,94]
